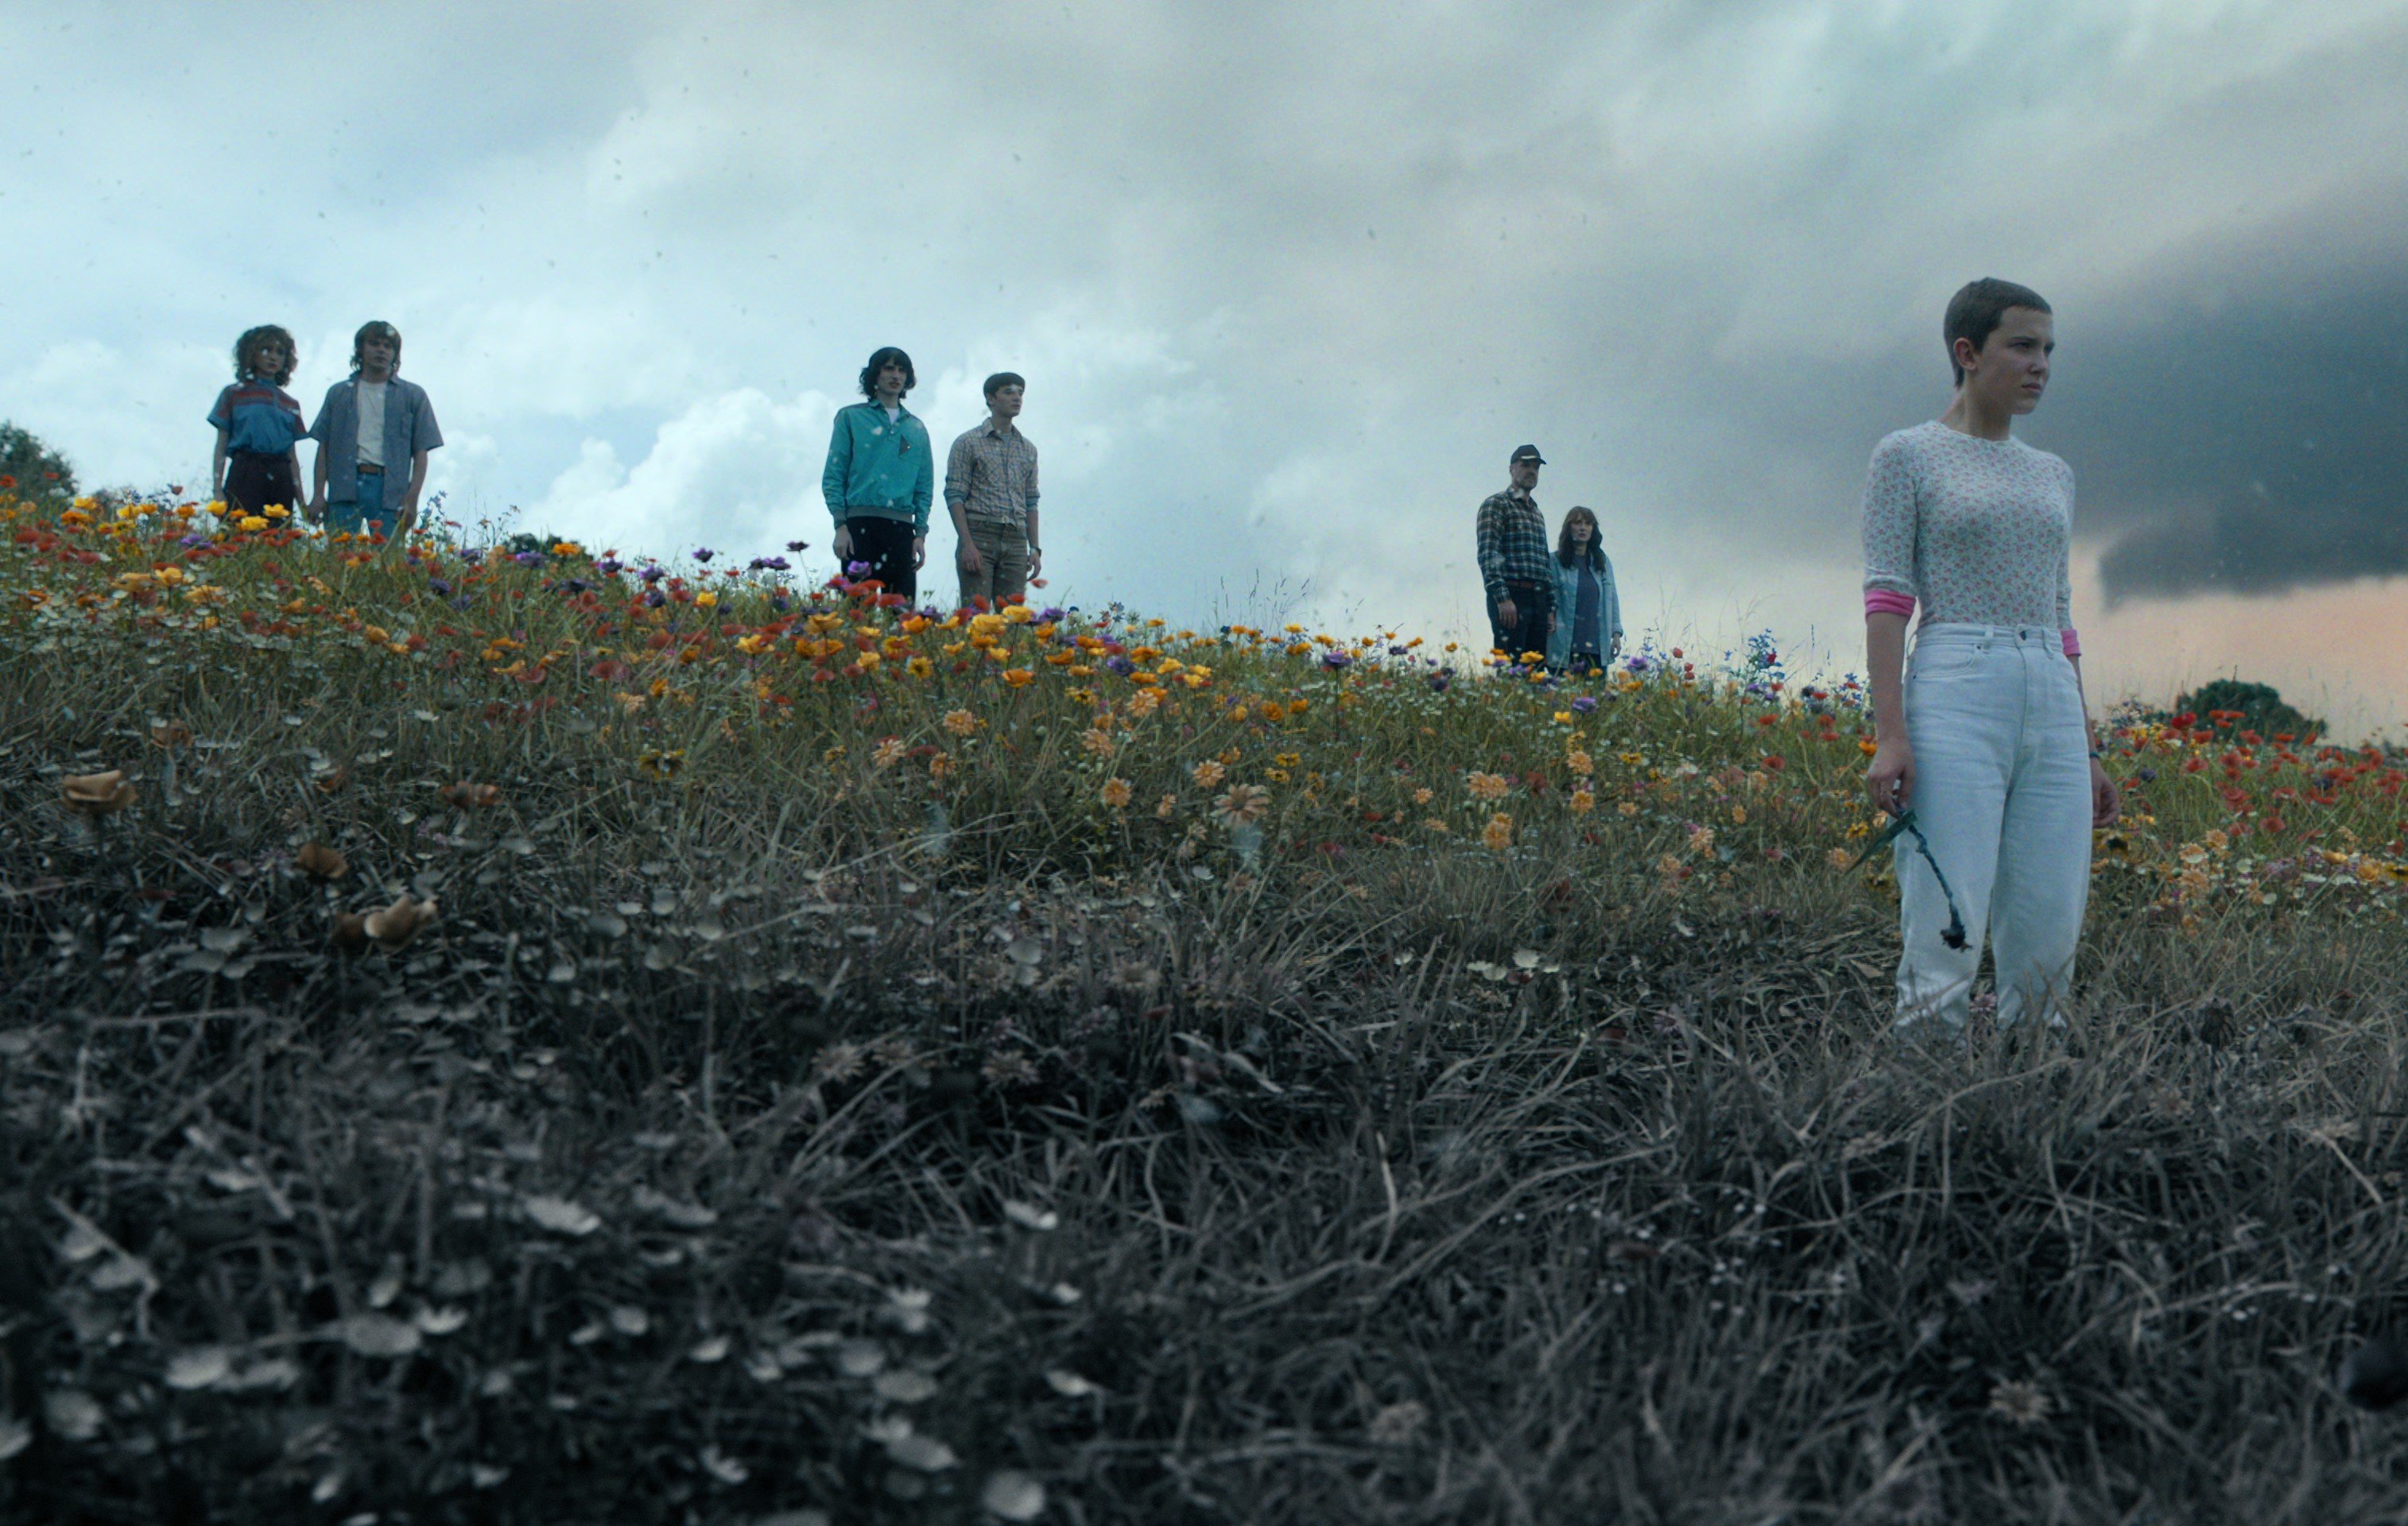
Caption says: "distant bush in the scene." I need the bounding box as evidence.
[2173,678,2324,741]
[0,420,76,505]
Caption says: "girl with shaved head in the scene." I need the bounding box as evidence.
[1860,277,2119,1034]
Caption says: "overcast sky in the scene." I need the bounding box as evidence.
[5,2,2404,735]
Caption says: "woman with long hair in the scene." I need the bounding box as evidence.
[1861,277,2118,1032]
[1545,505,1620,673]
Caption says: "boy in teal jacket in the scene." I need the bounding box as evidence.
[823,346,933,601]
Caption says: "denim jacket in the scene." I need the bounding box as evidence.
[1545,552,1622,668]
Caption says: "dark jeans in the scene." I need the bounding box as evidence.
[844,516,918,602]
[223,452,299,516]
[1487,586,1550,665]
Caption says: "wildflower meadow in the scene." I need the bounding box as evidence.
[6,487,2408,1522]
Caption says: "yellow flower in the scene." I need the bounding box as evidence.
[1619,801,1639,817]
[1081,729,1115,757]
[696,591,718,607]
[1191,760,1228,788]
[1566,749,1593,776]
[1002,668,1034,687]
[929,753,954,778]
[1100,777,1133,808]
[1413,786,1435,806]
[1275,753,1301,769]
[872,737,908,769]
[1481,814,1514,850]
[1730,806,1747,825]
[906,656,933,679]
[1266,768,1290,782]
[238,516,269,532]
[1002,603,1035,624]
[1826,847,1855,870]
[943,709,982,737]
[1619,752,1644,766]
[735,634,770,656]
[1126,690,1162,718]
[1568,789,1594,815]
[1156,794,1177,819]
[1553,711,1573,725]
[1467,771,1509,800]
[262,505,291,520]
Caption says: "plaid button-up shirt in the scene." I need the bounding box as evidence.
[944,420,1041,529]
[1475,487,1551,605]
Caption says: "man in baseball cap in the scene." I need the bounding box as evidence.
[1475,444,1553,667]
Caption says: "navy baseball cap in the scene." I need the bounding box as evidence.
[1510,443,1545,465]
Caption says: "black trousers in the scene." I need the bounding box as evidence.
[844,516,918,603]
[1487,584,1550,664]
[223,452,299,516]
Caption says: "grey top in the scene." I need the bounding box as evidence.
[308,375,443,511]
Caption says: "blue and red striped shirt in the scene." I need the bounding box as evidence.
[207,381,308,457]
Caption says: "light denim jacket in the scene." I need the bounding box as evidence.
[1545,551,1622,668]
[307,376,443,512]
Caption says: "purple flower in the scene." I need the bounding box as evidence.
[692,547,715,563]
[450,594,473,610]
[749,556,790,572]
[178,532,212,548]
[1320,649,1352,671]
[785,540,812,553]
[1625,654,1650,673]
[644,589,667,608]
[512,550,544,567]
[847,560,873,578]
[1105,655,1137,676]
[1426,670,1452,692]
[1038,606,1066,623]
[1389,644,1410,656]
[638,564,665,583]
[595,557,622,576]
[1572,695,1597,714]
[426,578,452,597]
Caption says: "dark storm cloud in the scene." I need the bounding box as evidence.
[2058,270,2408,602]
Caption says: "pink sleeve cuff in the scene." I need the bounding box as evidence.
[2061,629,2081,657]
[1863,590,1917,618]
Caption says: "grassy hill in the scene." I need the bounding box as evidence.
[4,492,2407,1523]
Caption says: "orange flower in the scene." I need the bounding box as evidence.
[1467,771,1509,800]
[1568,789,1595,815]
[1214,784,1271,825]
[442,781,502,809]
[943,709,982,736]
[1002,668,1034,687]
[364,895,440,950]
[1481,814,1514,850]
[61,770,136,815]
[1100,778,1133,808]
[1191,759,1227,788]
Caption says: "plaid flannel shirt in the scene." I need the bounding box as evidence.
[1475,487,1552,605]
[944,420,1040,529]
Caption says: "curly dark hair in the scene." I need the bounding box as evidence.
[1556,505,1606,571]
[858,347,916,401]
[233,325,297,385]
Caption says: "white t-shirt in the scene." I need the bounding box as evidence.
[882,404,901,424]
[356,380,389,467]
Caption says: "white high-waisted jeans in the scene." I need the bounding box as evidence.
[1895,623,2092,1027]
